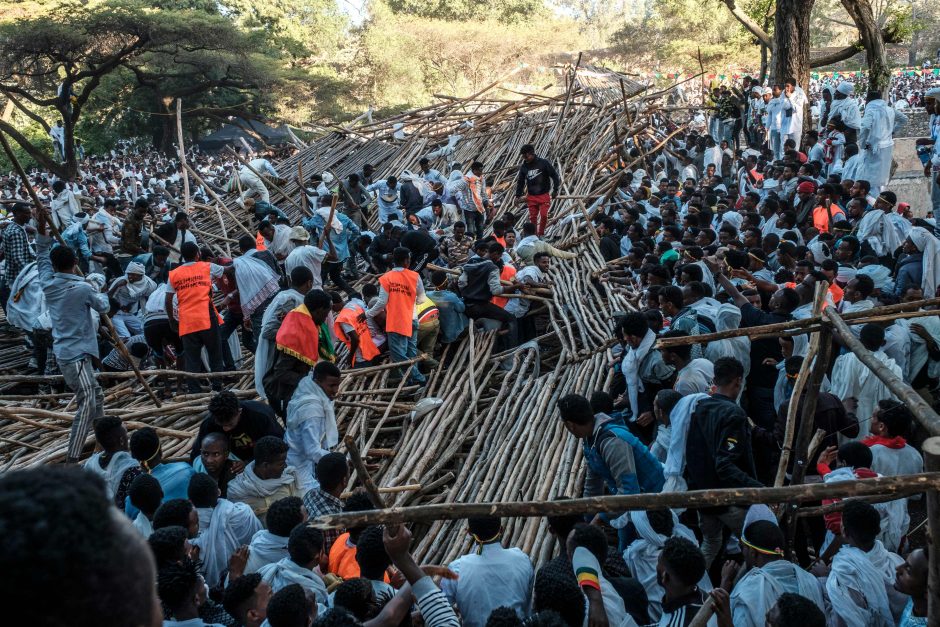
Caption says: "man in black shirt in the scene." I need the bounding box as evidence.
[515,144,560,237]
[400,228,438,273]
[190,390,284,463]
[596,218,621,262]
[684,356,762,569]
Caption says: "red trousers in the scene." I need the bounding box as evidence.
[527,193,551,236]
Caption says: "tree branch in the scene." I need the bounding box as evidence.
[4,94,50,133]
[720,0,773,47]
[0,119,64,179]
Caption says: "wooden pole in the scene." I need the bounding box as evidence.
[318,194,338,249]
[655,297,940,348]
[176,99,190,210]
[344,435,386,509]
[0,368,253,384]
[182,163,253,238]
[0,130,161,408]
[924,437,940,626]
[311,472,940,529]
[826,308,940,436]
[226,147,304,212]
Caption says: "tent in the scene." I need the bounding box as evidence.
[197,118,291,152]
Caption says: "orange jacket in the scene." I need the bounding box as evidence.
[379,268,419,337]
[168,262,222,336]
[492,264,517,308]
[334,302,380,365]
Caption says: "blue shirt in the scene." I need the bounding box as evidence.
[302,212,361,262]
[366,180,402,222]
[427,289,468,343]
[37,235,110,364]
[60,222,91,260]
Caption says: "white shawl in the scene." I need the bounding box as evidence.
[83,451,139,501]
[909,227,940,298]
[258,557,329,606]
[704,304,750,376]
[285,375,339,493]
[731,560,824,627]
[663,393,709,494]
[621,329,656,421]
[254,289,304,400]
[620,511,708,622]
[826,545,894,627]
[227,462,303,505]
[245,529,290,574]
[194,498,264,587]
[232,251,281,317]
[856,210,903,257]
[316,206,343,234]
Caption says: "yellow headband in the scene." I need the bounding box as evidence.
[740,534,784,556]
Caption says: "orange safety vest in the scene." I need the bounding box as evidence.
[378,268,419,337]
[255,231,267,251]
[494,235,507,248]
[168,262,222,336]
[491,264,517,308]
[812,204,845,233]
[333,302,380,365]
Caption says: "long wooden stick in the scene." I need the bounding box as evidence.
[317,194,338,249]
[344,435,386,509]
[922,437,940,624]
[226,147,304,212]
[826,308,940,436]
[656,296,940,348]
[0,368,252,384]
[0,130,161,408]
[311,472,940,529]
[176,99,190,210]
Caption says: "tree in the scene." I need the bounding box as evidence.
[0,0,313,176]
[384,0,546,24]
[718,0,903,93]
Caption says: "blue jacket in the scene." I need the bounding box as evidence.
[302,212,361,262]
[427,289,468,343]
[583,414,665,500]
[37,235,110,364]
[894,253,923,298]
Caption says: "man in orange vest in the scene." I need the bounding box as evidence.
[811,184,846,234]
[367,246,427,385]
[165,241,228,392]
[334,295,383,368]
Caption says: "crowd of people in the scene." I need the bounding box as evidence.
[1,76,940,627]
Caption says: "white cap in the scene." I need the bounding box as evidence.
[762,87,772,96]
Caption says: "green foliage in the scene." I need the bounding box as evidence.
[385,0,545,23]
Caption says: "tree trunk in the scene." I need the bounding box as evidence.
[772,0,814,90]
[840,0,890,95]
[156,95,175,153]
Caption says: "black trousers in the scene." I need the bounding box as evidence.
[465,301,514,327]
[322,260,357,297]
[181,314,224,393]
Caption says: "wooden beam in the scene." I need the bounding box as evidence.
[311,472,940,529]
[924,437,940,625]
[825,308,940,437]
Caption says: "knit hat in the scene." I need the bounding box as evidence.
[796,181,817,194]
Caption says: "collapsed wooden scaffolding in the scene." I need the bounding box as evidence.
[0,65,938,616]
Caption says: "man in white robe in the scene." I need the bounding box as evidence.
[829,82,862,138]
[284,227,330,288]
[189,473,263,587]
[821,500,902,626]
[782,80,809,151]
[258,525,329,607]
[826,324,900,439]
[227,436,304,522]
[857,92,907,192]
[284,363,341,493]
[618,510,710,622]
[724,520,824,627]
[244,496,308,574]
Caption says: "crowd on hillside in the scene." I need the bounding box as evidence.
[0,78,940,627]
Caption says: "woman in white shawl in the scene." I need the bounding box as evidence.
[109,261,157,338]
[617,510,710,622]
[661,392,709,495]
[284,370,339,493]
[826,544,895,627]
[704,304,750,377]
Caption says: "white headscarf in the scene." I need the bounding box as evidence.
[194,498,263,586]
[908,226,940,297]
[316,206,343,234]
